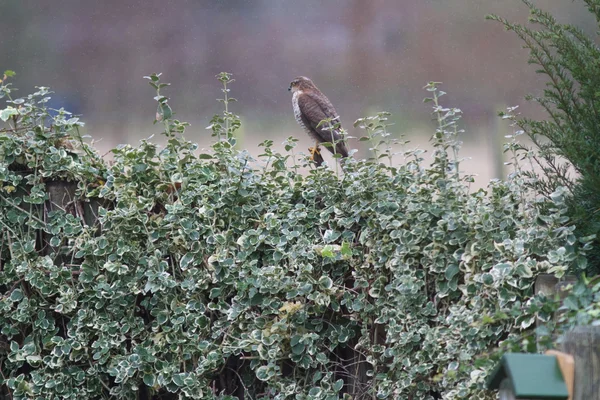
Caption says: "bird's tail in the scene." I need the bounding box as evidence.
[336,142,353,173]
[336,141,349,159]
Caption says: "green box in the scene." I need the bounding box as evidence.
[486,353,568,399]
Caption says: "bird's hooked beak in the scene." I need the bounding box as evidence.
[288,84,292,91]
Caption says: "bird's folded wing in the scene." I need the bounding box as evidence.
[298,91,348,157]
[297,91,339,134]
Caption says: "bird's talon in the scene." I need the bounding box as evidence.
[309,146,325,166]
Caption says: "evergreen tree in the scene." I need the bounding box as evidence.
[489,0,600,273]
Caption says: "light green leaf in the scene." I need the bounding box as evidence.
[0,106,18,121]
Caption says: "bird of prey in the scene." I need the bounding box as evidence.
[288,76,349,165]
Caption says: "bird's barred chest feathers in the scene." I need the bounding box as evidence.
[292,91,308,131]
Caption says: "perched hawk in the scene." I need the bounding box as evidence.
[288,76,349,165]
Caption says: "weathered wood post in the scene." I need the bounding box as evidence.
[560,326,600,400]
[535,274,600,399]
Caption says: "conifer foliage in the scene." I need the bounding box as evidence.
[488,0,600,272]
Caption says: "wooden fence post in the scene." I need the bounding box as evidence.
[560,326,600,400]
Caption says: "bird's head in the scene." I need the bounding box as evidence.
[288,76,314,93]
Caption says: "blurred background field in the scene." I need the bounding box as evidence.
[0,0,594,185]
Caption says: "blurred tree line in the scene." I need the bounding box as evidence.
[0,1,596,149]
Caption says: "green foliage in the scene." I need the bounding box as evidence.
[0,72,592,399]
[487,0,600,273]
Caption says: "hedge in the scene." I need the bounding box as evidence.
[0,73,591,399]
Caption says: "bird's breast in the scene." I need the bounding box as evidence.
[292,91,306,129]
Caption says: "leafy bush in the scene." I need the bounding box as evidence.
[488,0,600,273]
[0,72,591,399]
